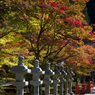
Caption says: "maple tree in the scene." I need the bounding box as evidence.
[0,0,95,75]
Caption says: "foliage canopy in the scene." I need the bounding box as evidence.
[0,0,95,75]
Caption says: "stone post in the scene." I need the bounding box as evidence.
[59,66,66,95]
[53,64,61,95]
[30,60,45,95]
[64,67,70,95]
[10,56,30,95]
[43,63,54,95]
[68,68,75,95]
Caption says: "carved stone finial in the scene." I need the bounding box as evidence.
[60,66,63,71]
[46,63,50,70]
[45,63,53,74]
[58,61,64,67]
[34,60,39,68]
[55,64,57,69]
[70,68,75,76]
[66,67,70,73]
[18,56,24,66]
[54,64,60,74]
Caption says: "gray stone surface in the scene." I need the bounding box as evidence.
[44,63,54,95]
[30,60,44,95]
[10,57,75,95]
[10,56,29,95]
[53,64,61,95]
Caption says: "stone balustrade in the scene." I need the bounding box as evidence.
[10,56,75,95]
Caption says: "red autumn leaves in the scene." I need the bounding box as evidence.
[38,0,83,28]
[64,17,84,28]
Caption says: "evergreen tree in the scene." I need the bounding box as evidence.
[82,6,90,25]
[86,0,95,24]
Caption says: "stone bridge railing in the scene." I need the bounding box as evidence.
[10,56,75,95]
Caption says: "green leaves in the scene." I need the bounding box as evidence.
[0,0,95,75]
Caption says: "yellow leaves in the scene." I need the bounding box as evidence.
[57,34,63,37]
[29,17,40,33]
[29,17,40,25]
[0,55,34,68]
[80,12,85,18]
[27,64,34,68]
[67,31,72,35]
[43,13,49,19]
[76,63,94,75]
[0,57,17,67]
[40,50,47,57]
[84,26,92,31]
[0,1,3,3]
[77,63,81,66]
[68,3,83,14]
[76,71,90,76]
[64,44,95,70]
[74,14,87,25]
[24,55,35,68]
[77,45,95,60]
[0,36,12,45]
[69,25,92,40]
[54,32,65,39]
[0,0,94,76]
[0,38,6,44]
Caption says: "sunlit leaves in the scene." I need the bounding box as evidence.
[0,0,95,75]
